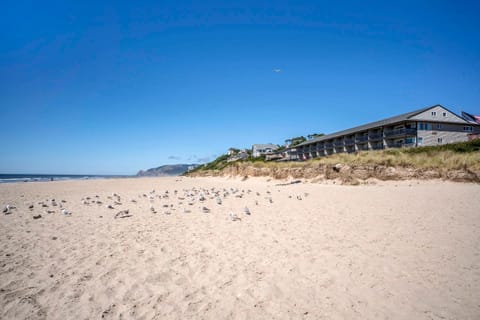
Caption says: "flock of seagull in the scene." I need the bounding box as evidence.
[88,187,264,221]
[3,186,308,221]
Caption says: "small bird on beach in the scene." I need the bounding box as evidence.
[62,208,71,216]
[202,206,210,213]
[244,207,251,215]
[229,212,240,221]
[3,205,11,214]
[114,209,131,219]
[216,197,222,205]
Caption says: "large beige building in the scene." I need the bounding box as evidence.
[293,105,480,160]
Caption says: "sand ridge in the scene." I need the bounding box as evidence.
[1,177,479,319]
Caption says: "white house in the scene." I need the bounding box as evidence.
[252,144,279,158]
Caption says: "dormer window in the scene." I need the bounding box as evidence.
[442,112,447,117]
[431,111,437,116]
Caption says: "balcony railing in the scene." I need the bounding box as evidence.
[389,142,416,148]
[369,133,383,141]
[344,139,355,146]
[356,136,369,143]
[325,143,334,149]
[334,142,344,147]
[384,128,417,137]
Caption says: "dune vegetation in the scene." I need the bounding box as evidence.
[187,140,480,183]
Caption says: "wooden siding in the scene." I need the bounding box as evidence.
[410,105,466,123]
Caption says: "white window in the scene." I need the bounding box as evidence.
[437,138,443,143]
[431,111,437,116]
[464,126,473,132]
[442,112,447,117]
[436,124,442,129]
[418,137,423,145]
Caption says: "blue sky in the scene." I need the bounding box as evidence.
[1,1,479,174]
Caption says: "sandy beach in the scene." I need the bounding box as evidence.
[1,177,479,319]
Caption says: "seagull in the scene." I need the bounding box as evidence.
[229,212,240,221]
[243,207,251,215]
[273,68,281,73]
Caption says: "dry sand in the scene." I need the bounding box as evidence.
[1,177,479,319]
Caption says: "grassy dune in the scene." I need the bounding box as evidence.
[188,140,480,182]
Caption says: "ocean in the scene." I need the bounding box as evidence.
[0,174,132,183]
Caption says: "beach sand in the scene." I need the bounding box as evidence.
[1,177,479,319]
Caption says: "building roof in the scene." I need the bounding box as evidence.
[296,104,467,147]
[252,143,278,149]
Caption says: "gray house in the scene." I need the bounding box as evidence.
[293,105,480,160]
[252,144,279,158]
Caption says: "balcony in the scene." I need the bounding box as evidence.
[389,142,416,148]
[369,133,383,141]
[334,142,344,147]
[344,139,355,146]
[325,143,334,149]
[371,144,384,150]
[355,136,369,143]
[384,128,417,137]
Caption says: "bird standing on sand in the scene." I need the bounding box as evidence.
[244,207,251,215]
[3,205,11,214]
[229,212,240,221]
